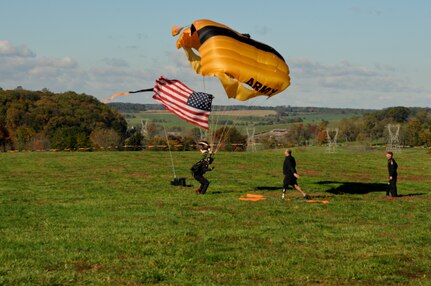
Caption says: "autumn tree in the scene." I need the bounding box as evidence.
[90,128,122,149]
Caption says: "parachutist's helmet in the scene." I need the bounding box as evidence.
[198,140,211,155]
[198,140,210,149]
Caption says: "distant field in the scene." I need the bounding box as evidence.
[142,109,277,117]
[125,109,361,131]
[1,147,430,285]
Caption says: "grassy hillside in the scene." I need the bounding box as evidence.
[1,147,430,285]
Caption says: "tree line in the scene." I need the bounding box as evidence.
[1,88,430,151]
[0,89,247,152]
[336,106,431,147]
[262,106,431,147]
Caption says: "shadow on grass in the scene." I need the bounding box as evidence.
[317,181,388,195]
[317,181,426,197]
[395,193,426,198]
[255,186,281,191]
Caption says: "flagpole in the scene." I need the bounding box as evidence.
[162,122,176,178]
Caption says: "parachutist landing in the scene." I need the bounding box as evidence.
[191,156,214,194]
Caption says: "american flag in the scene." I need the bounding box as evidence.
[152,76,213,130]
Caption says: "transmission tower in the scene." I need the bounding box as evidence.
[326,128,339,153]
[141,119,148,137]
[386,124,401,152]
[246,126,256,152]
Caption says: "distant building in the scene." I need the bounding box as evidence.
[255,129,288,140]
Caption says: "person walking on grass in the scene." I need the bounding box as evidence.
[386,151,398,197]
[282,149,310,200]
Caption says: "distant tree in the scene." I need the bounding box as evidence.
[338,117,362,142]
[419,127,431,147]
[286,124,311,146]
[125,131,144,148]
[213,126,246,151]
[90,128,121,150]
[50,126,89,150]
[406,118,423,146]
[0,124,10,151]
[147,136,167,151]
[383,106,411,123]
[13,126,35,151]
[31,133,50,151]
[315,129,327,145]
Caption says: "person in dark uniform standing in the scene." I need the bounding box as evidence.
[282,149,310,200]
[386,151,398,197]
[191,156,214,194]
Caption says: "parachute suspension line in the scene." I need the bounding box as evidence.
[198,76,235,154]
[213,95,271,153]
[213,121,230,153]
[212,104,235,153]
[199,76,210,143]
[210,104,226,152]
[162,122,177,178]
[200,76,218,153]
[201,76,206,93]
[198,77,277,153]
[211,102,233,154]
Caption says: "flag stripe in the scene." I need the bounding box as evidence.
[152,95,210,128]
[152,94,209,124]
[152,76,212,129]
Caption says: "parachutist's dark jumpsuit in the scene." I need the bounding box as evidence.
[387,158,398,197]
[192,159,212,194]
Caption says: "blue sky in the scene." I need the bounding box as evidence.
[1,0,430,108]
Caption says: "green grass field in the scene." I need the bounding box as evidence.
[1,147,430,285]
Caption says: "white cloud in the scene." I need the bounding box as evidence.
[0,41,79,90]
[100,57,129,67]
[0,56,77,80]
[37,57,77,68]
[0,40,35,58]
[290,58,419,94]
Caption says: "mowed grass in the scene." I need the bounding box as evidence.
[1,147,430,285]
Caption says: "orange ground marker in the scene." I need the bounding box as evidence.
[306,199,329,204]
[239,194,267,201]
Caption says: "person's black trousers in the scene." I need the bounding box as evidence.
[388,176,398,197]
[195,175,210,194]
